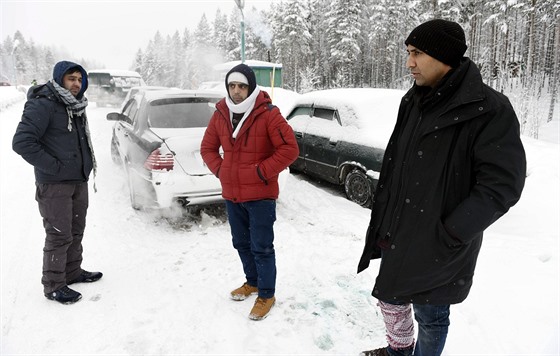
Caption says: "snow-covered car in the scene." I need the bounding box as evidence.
[107,89,224,210]
[286,88,405,207]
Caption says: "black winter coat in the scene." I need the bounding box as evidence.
[357,59,526,305]
[12,82,93,184]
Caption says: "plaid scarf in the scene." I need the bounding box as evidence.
[51,79,97,191]
[51,79,88,129]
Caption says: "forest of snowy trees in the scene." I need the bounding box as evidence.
[1,0,558,139]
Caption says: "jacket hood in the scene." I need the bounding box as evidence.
[409,58,483,110]
[26,84,47,100]
[52,60,89,99]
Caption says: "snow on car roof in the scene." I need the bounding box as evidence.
[289,88,405,148]
[213,60,283,72]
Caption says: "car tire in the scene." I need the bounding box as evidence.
[344,169,373,208]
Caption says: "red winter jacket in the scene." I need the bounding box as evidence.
[200,90,299,203]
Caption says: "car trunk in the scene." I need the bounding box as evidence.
[149,127,212,176]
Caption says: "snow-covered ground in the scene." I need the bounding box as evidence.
[1,85,558,355]
[0,86,26,110]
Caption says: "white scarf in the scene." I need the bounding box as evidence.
[225,86,261,139]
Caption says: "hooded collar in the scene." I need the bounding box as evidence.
[413,58,482,110]
[52,60,89,100]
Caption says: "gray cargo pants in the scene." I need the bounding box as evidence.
[35,183,88,294]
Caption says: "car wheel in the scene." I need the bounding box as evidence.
[125,165,142,210]
[344,169,373,207]
[110,138,121,165]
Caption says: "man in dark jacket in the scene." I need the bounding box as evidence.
[358,20,526,356]
[201,64,298,320]
[13,60,103,305]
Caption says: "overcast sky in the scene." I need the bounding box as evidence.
[1,0,275,69]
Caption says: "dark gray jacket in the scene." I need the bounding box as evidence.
[12,63,93,184]
[357,58,526,305]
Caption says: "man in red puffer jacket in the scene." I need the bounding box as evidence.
[201,63,298,321]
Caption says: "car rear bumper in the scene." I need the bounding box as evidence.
[150,171,222,208]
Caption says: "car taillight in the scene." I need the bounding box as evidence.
[144,148,174,171]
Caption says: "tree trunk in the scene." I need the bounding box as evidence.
[547,18,559,124]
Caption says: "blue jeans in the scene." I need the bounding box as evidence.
[385,303,450,356]
[226,200,277,299]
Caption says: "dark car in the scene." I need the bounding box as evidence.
[107,89,224,210]
[286,88,405,207]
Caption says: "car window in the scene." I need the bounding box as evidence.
[148,97,218,128]
[313,108,336,120]
[312,107,341,126]
[113,76,143,88]
[122,99,139,125]
[89,73,112,86]
[287,106,312,120]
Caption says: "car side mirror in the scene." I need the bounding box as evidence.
[106,112,126,121]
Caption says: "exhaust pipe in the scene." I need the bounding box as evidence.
[175,198,191,207]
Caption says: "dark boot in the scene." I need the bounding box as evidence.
[44,286,82,304]
[68,270,103,285]
[360,347,389,356]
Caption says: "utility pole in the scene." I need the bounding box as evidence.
[234,0,245,63]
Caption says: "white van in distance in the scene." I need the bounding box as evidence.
[88,69,145,107]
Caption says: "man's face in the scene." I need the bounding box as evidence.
[62,71,82,97]
[228,82,249,104]
[406,45,452,88]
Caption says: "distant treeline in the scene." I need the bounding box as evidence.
[2,0,558,139]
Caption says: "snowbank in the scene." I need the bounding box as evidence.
[0,86,26,111]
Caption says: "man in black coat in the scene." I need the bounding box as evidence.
[358,20,526,356]
[13,61,103,305]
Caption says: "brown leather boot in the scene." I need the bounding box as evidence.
[230,282,258,301]
[248,296,276,320]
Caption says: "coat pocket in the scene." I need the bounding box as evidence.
[436,219,462,261]
[57,159,81,180]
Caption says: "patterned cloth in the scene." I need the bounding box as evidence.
[51,79,88,129]
[378,300,415,350]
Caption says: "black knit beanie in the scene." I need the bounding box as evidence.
[405,19,467,68]
[225,63,257,96]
